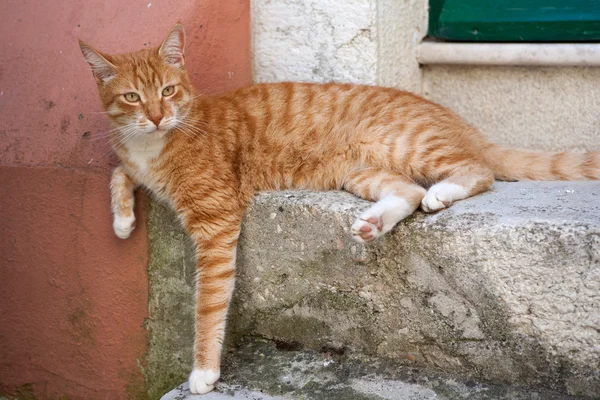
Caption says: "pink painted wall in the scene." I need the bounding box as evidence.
[0,0,251,399]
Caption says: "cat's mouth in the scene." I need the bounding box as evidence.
[144,124,172,135]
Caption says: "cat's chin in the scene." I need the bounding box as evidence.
[145,128,170,139]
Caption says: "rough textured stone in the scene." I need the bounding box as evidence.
[251,0,427,92]
[161,338,582,400]
[145,202,197,400]
[252,0,378,84]
[422,65,600,152]
[148,182,600,399]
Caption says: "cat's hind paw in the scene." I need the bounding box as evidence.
[420,190,450,213]
[351,196,414,243]
[189,368,220,395]
[113,214,136,239]
[351,215,384,243]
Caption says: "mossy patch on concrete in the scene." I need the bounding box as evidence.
[144,200,196,400]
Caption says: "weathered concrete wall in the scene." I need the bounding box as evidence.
[251,0,427,92]
[0,167,149,400]
[0,0,251,398]
[252,0,378,84]
[422,65,600,151]
[147,183,600,398]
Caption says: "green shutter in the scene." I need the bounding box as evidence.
[428,0,600,42]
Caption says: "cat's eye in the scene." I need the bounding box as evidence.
[162,86,175,97]
[124,93,140,102]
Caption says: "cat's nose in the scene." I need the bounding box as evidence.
[149,115,163,127]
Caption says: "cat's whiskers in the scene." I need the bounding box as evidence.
[94,128,140,164]
[95,144,119,164]
[189,91,207,100]
[109,126,140,145]
[175,119,212,141]
[90,130,139,164]
[176,125,207,143]
[90,123,139,142]
[182,116,210,127]
[113,130,140,148]
[180,117,215,137]
[94,129,139,164]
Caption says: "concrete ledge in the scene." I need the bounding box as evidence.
[161,338,581,400]
[418,42,600,66]
[147,182,600,398]
[230,182,600,397]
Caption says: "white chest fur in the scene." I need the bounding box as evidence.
[122,135,171,204]
[124,135,166,174]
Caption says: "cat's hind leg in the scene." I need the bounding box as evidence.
[185,211,243,394]
[343,168,426,243]
[421,163,494,212]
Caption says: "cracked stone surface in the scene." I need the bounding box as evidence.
[148,182,600,399]
[161,338,583,400]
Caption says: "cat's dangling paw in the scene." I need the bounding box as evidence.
[113,213,136,239]
[351,215,384,243]
[189,368,220,395]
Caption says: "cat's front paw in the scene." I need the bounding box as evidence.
[189,368,220,395]
[113,214,136,239]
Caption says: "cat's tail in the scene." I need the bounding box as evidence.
[482,144,600,181]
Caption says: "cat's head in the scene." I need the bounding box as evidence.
[79,24,195,138]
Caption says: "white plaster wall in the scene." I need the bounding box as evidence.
[252,0,378,84]
[376,0,428,92]
[251,0,427,91]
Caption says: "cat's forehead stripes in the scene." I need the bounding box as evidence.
[129,58,165,92]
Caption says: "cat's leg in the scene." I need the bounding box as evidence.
[186,213,242,394]
[421,164,494,212]
[343,168,426,243]
[110,165,137,239]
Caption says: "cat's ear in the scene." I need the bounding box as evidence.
[159,23,185,67]
[79,40,117,83]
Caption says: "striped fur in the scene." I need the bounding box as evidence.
[80,24,599,394]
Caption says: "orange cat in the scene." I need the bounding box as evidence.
[80,24,599,394]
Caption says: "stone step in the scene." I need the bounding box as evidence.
[148,182,600,399]
[161,338,582,400]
